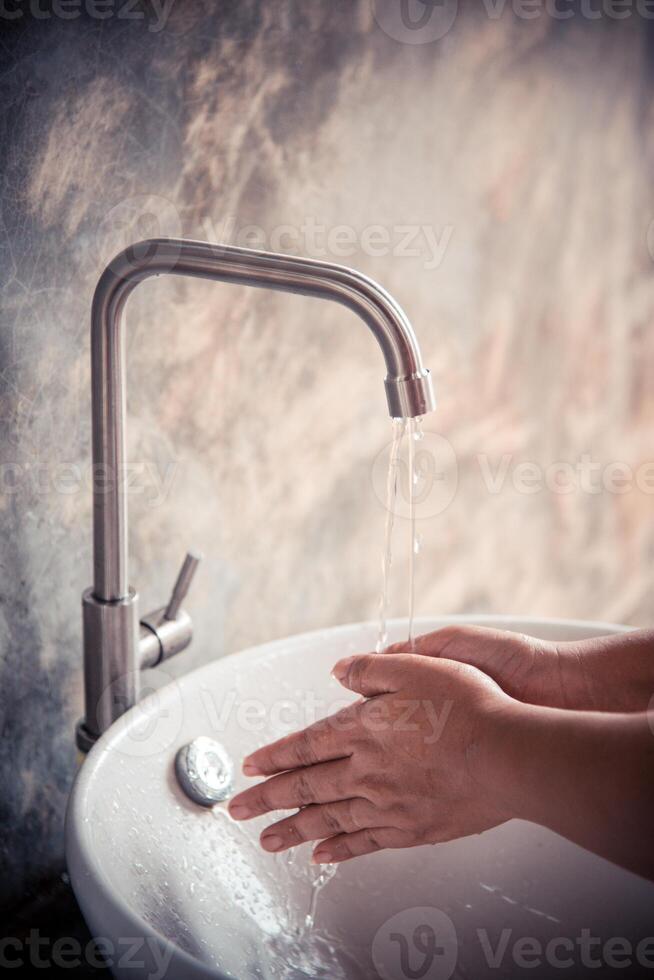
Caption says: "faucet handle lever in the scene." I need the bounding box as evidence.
[139,551,201,670]
[165,551,202,621]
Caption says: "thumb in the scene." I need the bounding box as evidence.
[332,653,412,696]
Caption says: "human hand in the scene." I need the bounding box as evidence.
[228,652,514,863]
[385,625,654,714]
[384,625,570,708]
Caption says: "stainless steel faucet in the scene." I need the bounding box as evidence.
[76,238,435,752]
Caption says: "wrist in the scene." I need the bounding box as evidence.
[556,629,654,712]
[466,696,534,822]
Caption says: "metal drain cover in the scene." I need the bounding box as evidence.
[175,737,234,807]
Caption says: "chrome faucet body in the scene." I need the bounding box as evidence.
[77,239,435,751]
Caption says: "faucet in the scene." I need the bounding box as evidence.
[76,238,435,752]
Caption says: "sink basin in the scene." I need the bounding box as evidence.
[66,616,654,979]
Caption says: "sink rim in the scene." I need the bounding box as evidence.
[65,613,630,976]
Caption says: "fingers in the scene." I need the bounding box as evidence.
[384,625,515,667]
[242,711,355,777]
[332,629,502,695]
[332,653,417,696]
[259,798,378,852]
[229,758,354,820]
[312,827,412,864]
[382,632,440,657]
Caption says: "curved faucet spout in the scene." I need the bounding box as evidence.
[94,241,433,402]
[92,238,434,602]
[80,238,435,748]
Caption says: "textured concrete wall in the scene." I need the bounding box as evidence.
[1,0,653,910]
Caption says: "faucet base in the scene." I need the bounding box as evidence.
[75,719,98,754]
[82,587,140,741]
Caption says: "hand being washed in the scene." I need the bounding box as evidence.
[384,624,654,713]
[228,652,514,863]
[229,630,654,878]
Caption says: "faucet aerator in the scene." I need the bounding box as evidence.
[385,368,435,420]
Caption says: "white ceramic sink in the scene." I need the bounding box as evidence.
[66,616,654,979]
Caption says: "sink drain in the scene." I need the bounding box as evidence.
[175,737,234,807]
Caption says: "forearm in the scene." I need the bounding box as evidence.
[557,629,654,712]
[476,703,654,879]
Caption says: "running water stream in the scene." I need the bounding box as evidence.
[377,416,423,652]
[296,416,425,950]
[376,419,407,652]
[304,862,338,932]
[406,416,423,647]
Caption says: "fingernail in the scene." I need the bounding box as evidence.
[228,804,253,820]
[243,762,262,776]
[261,834,284,852]
[331,656,355,682]
[312,849,332,864]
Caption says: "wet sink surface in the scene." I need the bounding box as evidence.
[66,616,654,979]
